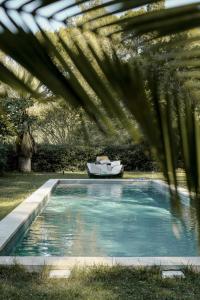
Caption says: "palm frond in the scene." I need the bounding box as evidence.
[87,3,200,38]
[0,0,200,203]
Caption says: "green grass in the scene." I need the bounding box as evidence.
[0,171,192,300]
[0,171,154,220]
[0,264,199,300]
[0,171,187,220]
[0,171,86,220]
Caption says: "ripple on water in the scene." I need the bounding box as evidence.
[10,182,198,257]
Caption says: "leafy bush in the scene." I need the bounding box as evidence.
[0,144,8,172]
[32,143,155,172]
[0,144,17,173]
[0,143,156,172]
[103,144,155,171]
[32,144,102,172]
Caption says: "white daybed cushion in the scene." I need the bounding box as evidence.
[111,161,120,167]
[99,160,111,165]
[87,163,122,175]
[87,163,101,174]
[99,164,111,174]
[111,165,123,175]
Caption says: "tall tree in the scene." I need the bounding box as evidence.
[0,92,37,172]
[0,61,47,172]
[34,103,81,145]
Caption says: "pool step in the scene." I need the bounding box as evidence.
[49,269,71,279]
[162,270,185,279]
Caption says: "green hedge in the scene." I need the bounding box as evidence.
[32,144,155,172]
[0,144,8,172]
[0,144,19,172]
[0,143,156,172]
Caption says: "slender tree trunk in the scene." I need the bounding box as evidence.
[18,156,31,172]
[16,129,35,173]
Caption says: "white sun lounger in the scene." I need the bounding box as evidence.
[87,156,124,178]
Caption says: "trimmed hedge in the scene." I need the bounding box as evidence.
[32,143,155,172]
[0,144,8,172]
[0,143,156,172]
[0,144,19,172]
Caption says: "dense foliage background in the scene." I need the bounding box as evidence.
[0,143,155,172]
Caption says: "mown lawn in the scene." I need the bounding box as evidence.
[0,171,186,220]
[0,171,86,220]
[0,264,200,300]
[0,171,193,300]
[0,171,154,220]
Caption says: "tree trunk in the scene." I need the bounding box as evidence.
[18,157,31,172]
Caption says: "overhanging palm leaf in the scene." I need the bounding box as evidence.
[0,1,200,201]
[86,3,200,37]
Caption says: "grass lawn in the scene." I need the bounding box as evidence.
[0,171,186,220]
[0,171,86,220]
[0,171,159,220]
[1,264,200,300]
[0,171,194,300]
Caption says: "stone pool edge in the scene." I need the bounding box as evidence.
[0,179,58,254]
[0,178,199,272]
[0,256,200,272]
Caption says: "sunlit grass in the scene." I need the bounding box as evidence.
[0,171,186,220]
[0,264,199,300]
[0,172,87,220]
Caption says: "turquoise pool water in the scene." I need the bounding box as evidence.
[10,181,198,256]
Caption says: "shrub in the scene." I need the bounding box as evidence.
[104,144,155,171]
[32,144,102,172]
[0,144,17,173]
[0,144,8,173]
[32,143,155,172]
[0,143,156,172]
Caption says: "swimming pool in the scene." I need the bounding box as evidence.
[8,180,198,257]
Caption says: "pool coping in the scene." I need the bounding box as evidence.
[0,179,58,254]
[0,256,200,272]
[0,178,199,271]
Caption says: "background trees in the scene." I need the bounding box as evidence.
[0,89,37,172]
[34,103,81,145]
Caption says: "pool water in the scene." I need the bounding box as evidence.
[10,181,198,256]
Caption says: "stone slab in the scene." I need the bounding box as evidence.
[0,256,199,272]
[162,270,185,279]
[49,269,71,279]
